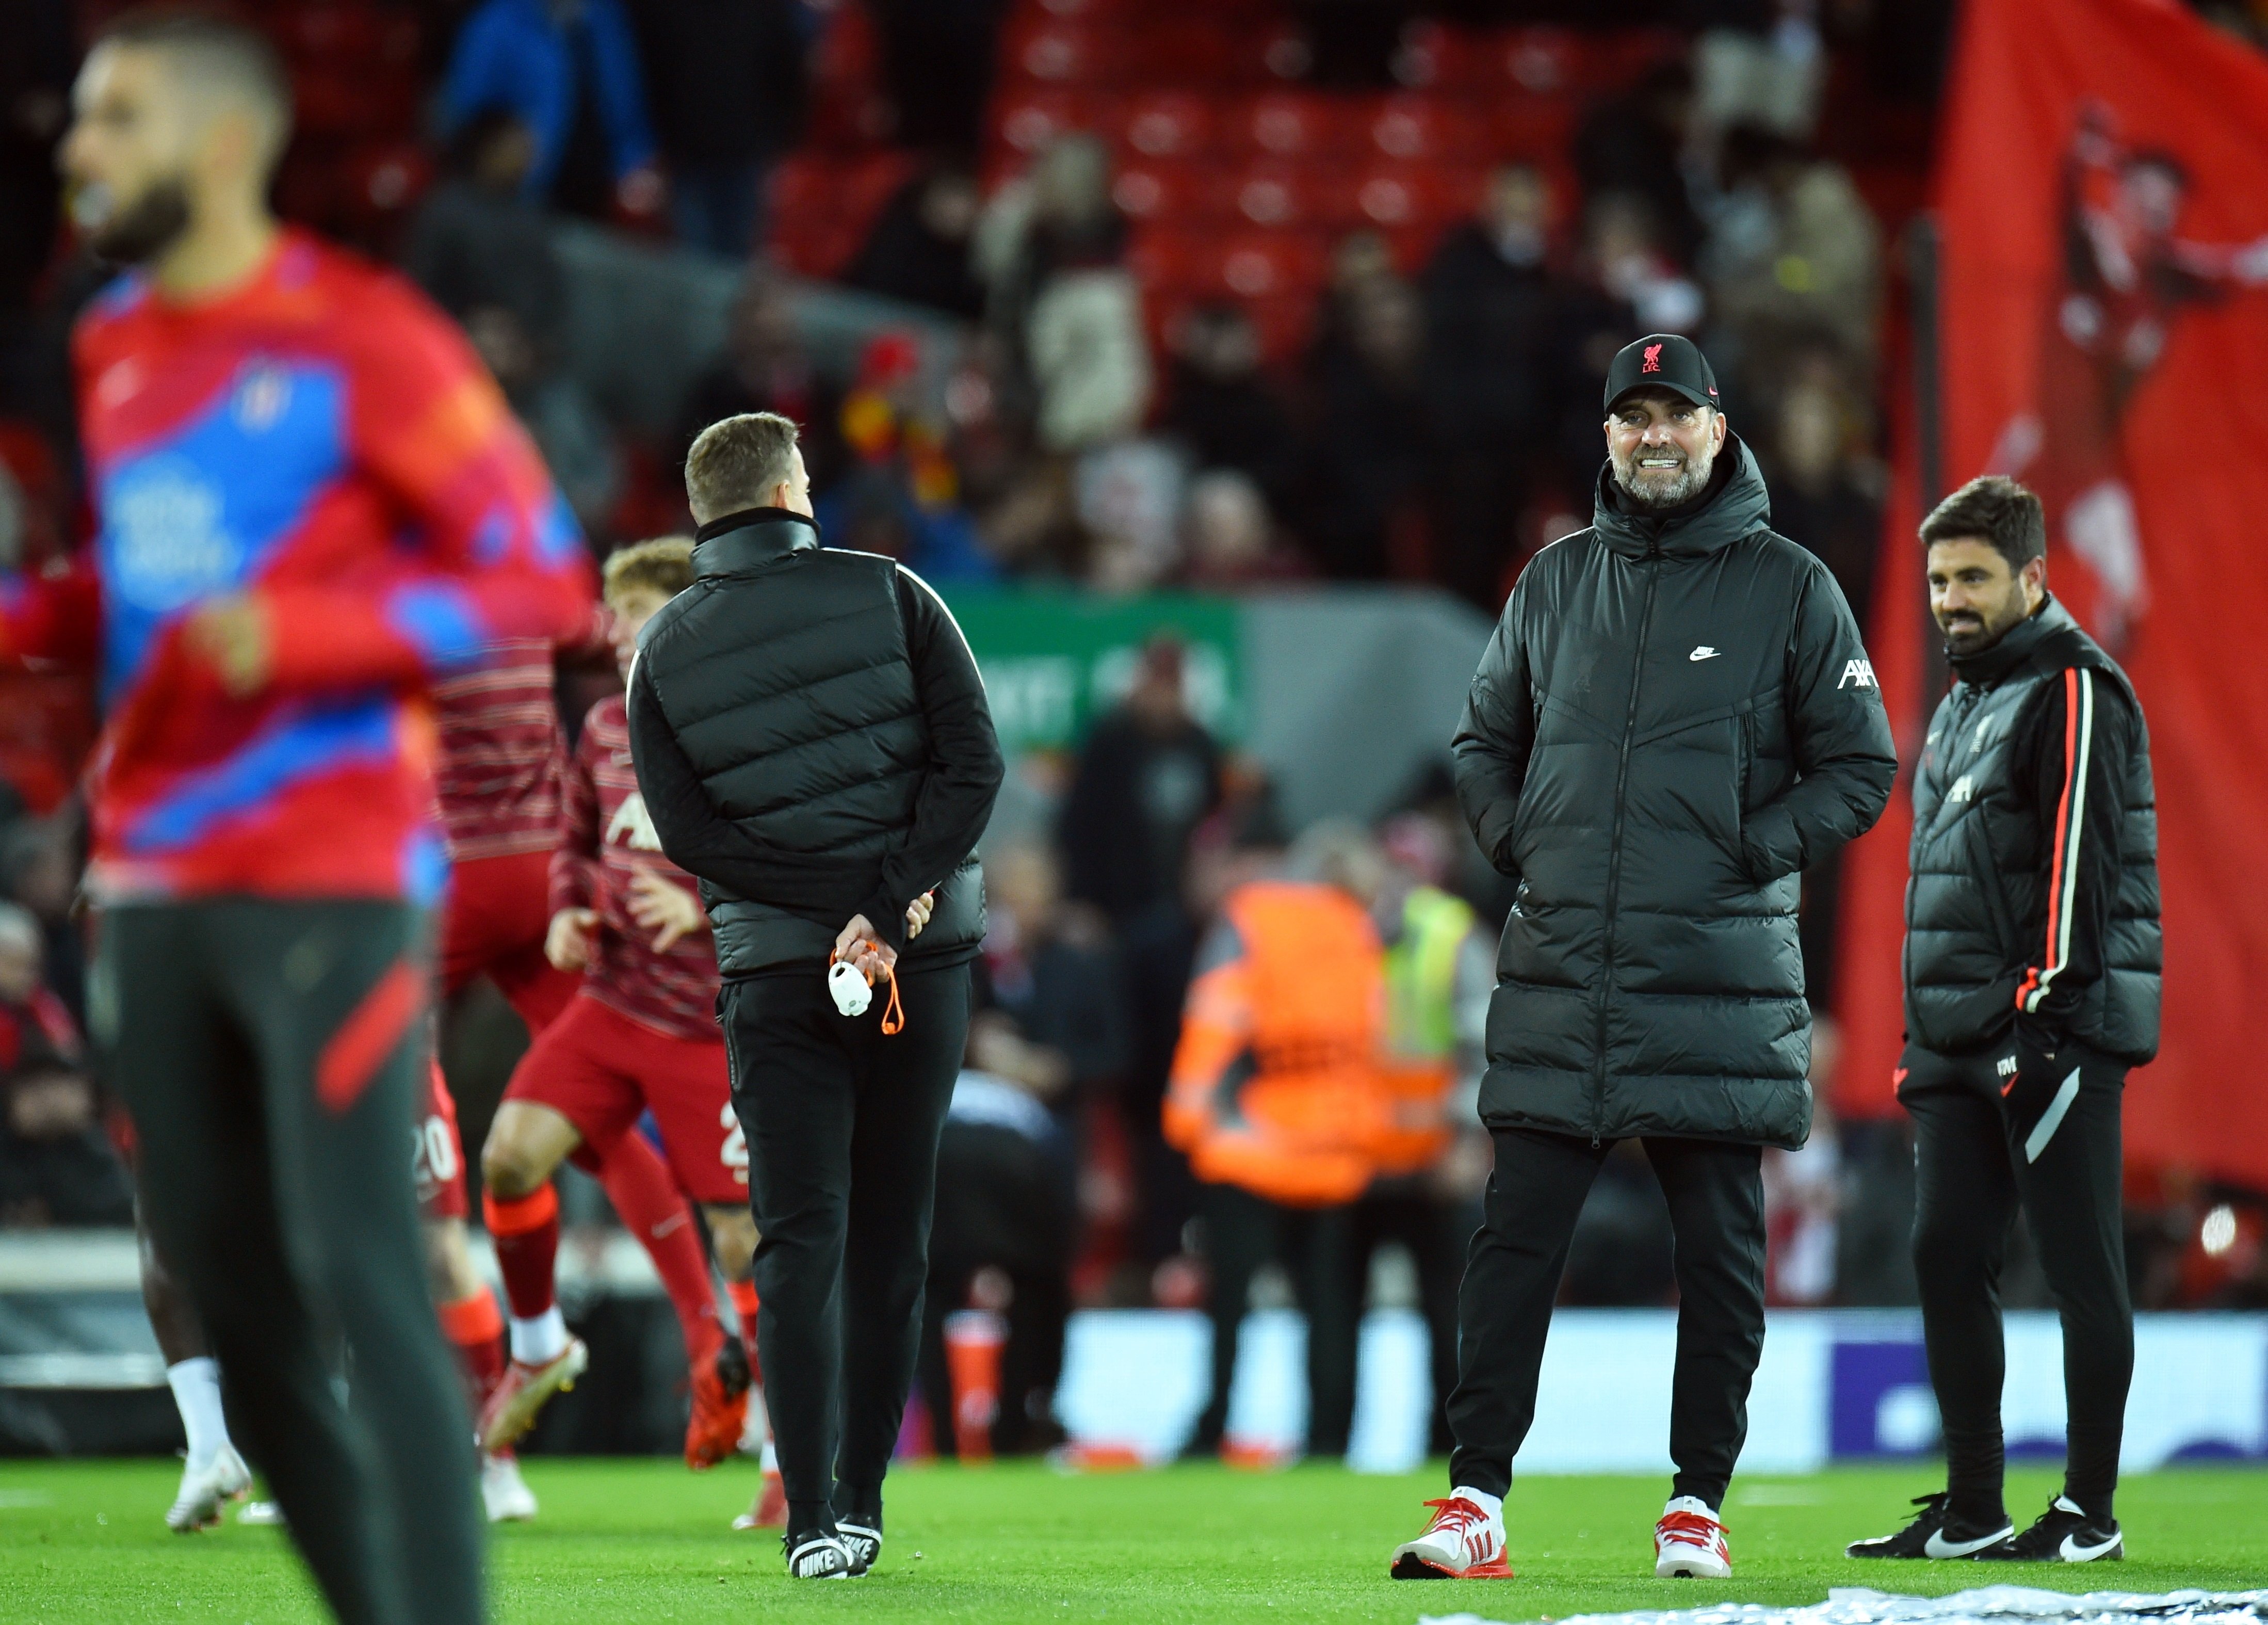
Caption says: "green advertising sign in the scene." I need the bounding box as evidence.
[939,590,1243,753]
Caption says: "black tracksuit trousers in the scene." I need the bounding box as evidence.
[1901,1043,2132,1522]
[720,961,970,1533]
[1188,1181,1359,1457]
[98,900,481,1625]
[1446,1127,1767,1507]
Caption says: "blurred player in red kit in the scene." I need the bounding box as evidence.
[9,11,592,1621]
[475,538,780,1522]
[411,616,718,1523]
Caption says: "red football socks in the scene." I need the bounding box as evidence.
[436,1285,507,1411]
[592,1133,723,1362]
[483,1184,560,1323]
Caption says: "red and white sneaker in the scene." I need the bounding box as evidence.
[733,1470,788,1531]
[685,1341,750,1471]
[1390,1492,1515,1579]
[1655,1495,1732,1578]
[477,1339,588,1453]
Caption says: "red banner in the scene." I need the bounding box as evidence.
[1834,0,2268,1190]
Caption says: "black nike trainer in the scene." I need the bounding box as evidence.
[1974,1495,2124,1563]
[1845,1492,2016,1559]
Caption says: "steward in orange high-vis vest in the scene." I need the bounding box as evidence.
[1166,848,1389,1461]
[1164,880,1387,1207]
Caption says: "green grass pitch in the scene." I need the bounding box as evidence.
[3,1460,2264,1623]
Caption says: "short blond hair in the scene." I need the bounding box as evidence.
[684,412,799,523]
[602,536,695,608]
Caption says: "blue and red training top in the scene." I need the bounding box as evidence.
[0,230,594,904]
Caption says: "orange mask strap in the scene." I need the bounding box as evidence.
[879,960,905,1035]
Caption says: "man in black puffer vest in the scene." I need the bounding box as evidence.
[626,412,1002,1580]
[1846,477,2158,1568]
[1391,335,1896,1584]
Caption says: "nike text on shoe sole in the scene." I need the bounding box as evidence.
[1390,1547,1515,1580]
[837,1521,881,1577]
[1919,1525,2017,1559]
[787,1535,851,1579]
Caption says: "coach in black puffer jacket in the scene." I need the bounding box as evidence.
[1404,337,1896,1557]
[626,411,1001,1576]
[1453,406,1897,1151]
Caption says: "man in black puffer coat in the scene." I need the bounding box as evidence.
[1391,335,1896,1583]
[626,411,1003,1580]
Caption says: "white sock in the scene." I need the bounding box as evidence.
[167,1358,229,1472]
[760,1439,779,1473]
[510,1307,568,1365]
[1450,1485,1503,1524]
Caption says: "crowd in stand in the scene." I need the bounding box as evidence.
[2,0,2264,1389]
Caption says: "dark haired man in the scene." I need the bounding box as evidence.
[23,9,592,1622]
[1848,474,2158,1565]
[627,411,1003,1579]
[1392,334,1896,1582]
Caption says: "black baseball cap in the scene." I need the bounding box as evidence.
[1604,333,1721,412]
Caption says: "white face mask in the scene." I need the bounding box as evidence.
[828,957,873,1018]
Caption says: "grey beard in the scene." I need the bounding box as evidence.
[1612,446,1716,510]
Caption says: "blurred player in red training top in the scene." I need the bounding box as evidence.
[476,538,780,1520]
[411,617,710,1526]
[9,14,590,1622]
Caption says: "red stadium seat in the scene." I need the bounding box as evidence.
[992,89,1117,158]
[1203,231,1329,300]
[1242,293,1316,365]
[1138,20,1241,84]
[1225,160,1325,230]
[1360,95,1483,164]
[1485,98,1579,164]
[1125,226,1211,294]
[1229,92,1343,161]
[1120,92,1213,160]
[1244,22,1315,85]
[1112,158,1207,223]
[1005,21,1123,86]
[1485,27,1580,96]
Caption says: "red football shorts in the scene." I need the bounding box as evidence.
[441,849,577,1034]
[413,1059,470,1221]
[501,994,746,1206]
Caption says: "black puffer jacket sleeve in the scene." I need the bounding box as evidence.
[1451,573,1537,880]
[1739,561,1898,881]
[625,652,855,915]
[850,569,1006,951]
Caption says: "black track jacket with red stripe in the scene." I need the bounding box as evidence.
[1902,596,2160,1064]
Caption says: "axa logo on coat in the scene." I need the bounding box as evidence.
[1838,658,1878,689]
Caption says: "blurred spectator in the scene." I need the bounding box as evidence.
[1766,365,1882,632]
[1166,822,1391,1459]
[0,902,129,1228]
[0,0,73,317]
[439,0,664,222]
[918,1069,1075,1457]
[818,329,999,581]
[1181,470,1307,591]
[1700,125,1883,394]
[1076,440,1188,593]
[1060,639,1224,928]
[406,111,566,365]
[979,843,1131,1124]
[1294,275,1430,580]
[1421,164,1569,607]
[1585,191,1707,336]
[626,0,808,256]
[846,166,987,321]
[677,272,844,494]
[1575,56,1705,267]
[1158,305,1299,513]
[868,0,1005,153]
[976,135,1150,453]
[3,811,81,1023]
[407,109,620,535]
[1693,3,1828,145]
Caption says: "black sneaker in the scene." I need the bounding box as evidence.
[783,1530,851,1580]
[1845,1492,2015,1559]
[837,1519,881,1578]
[1974,1495,2123,1563]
